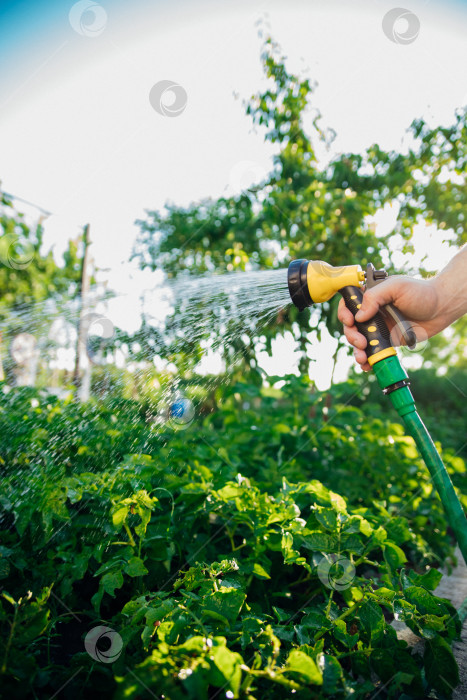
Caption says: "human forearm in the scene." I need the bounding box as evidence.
[431,244,467,327]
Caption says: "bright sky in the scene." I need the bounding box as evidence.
[1,0,467,388]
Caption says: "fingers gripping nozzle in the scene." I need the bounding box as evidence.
[338,285,396,365]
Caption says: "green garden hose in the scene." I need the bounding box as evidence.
[403,407,467,626]
[402,410,467,566]
[457,597,467,624]
[373,355,467,568]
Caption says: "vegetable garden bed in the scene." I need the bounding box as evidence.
[0,377,465,698]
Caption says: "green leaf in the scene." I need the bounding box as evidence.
[370,648,395,683]
[125,557,149,577]
[385,516,411,545]
[145,600,175,626]
[2,592,15,606]
[404,586,446,616]
[356,519,371,538]
[315,509,338,531]
[252,562,270,579]
[424,635,459,697]
[286,649,323,685]
[359,601,385,643]
[273,625,295,642]
[121,596,148,623]
[420,614,448,633]
[134,507,152,539]
[142,600,176,648]
[302,610,331,632]
[208,637,244,695]
[92,570,124,610]
[112,506,129,530]
[340,533,365,554]
[322,654,343,694]
[372,587,395,601]
[273,423,291,434]
[302,531,338,552]
[14,600,50,644]
[329,492,347,513]
[294,625,311,646]
[383,542,407,570]
[281,531,293,553]
[204,588,246,624]
[281,531,311,570]
[136,489,157,510]
[272,606,290,623]
[216,484,241,501]
[333,619,358,648]
[402,567,443,591]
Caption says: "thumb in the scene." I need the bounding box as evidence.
[355,279,399,322]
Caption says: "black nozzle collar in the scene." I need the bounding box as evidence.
[288,259,312,311]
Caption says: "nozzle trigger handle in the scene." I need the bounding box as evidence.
[382,303,417,349]
[364,265,416,348]
[339,285,394,362]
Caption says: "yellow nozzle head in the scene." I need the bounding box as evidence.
[288,259,364,308]
[307,260,364,303]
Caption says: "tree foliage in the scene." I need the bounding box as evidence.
[0,192,83,319]
[0,192,86,382]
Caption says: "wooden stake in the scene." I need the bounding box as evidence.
[73,224,91,390]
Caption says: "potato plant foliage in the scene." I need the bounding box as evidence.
[0,375,464,699]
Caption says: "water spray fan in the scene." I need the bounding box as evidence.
[288,258,467,587]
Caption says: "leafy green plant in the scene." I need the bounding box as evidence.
[0,376,464,698]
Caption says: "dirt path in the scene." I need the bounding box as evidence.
[392,548,467,698]
[436,549,467,699]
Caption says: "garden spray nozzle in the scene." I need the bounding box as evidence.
[287,258,416,364]
[287,259,364,309]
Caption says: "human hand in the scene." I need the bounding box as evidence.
[337,276,446,371]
